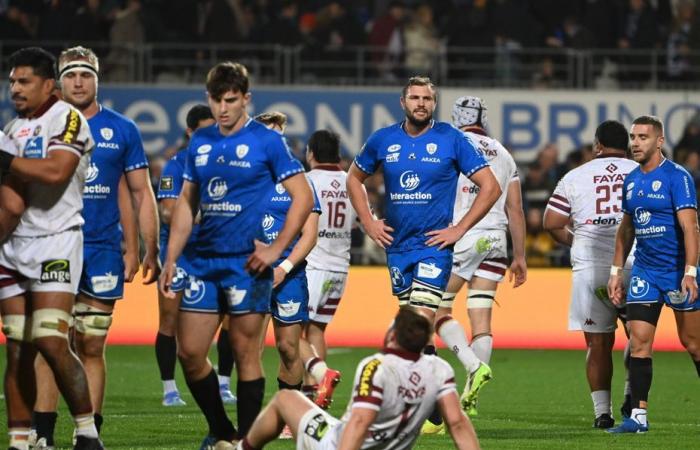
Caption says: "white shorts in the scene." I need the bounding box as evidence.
[306,269,348,324]
[569,265,630,333]
[296,405,341,450]
[452,230,508,283]
[0,228,83,300]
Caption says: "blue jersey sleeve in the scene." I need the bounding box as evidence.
[354,132,382,175]
[310,180,322,215]
[183,140,199,185]
[266,133,304,183]
[157,157,184,200]
[622,175,633,215]
[121,120,149,172]
[671,166,697,212]
[456,133,489,177]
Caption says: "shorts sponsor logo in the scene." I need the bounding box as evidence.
[224,286,247,307]
[304,413,330,442]
[100,128,113,141]
[358,358,381,397]
[475,235,500,254]
[634,208,651,226]
[183,276,206,304]
[91,273,118,293]
[207,177,227,201]
[40,259,71,283]
[171,266,187,289]
[666,290,687,305]
[390,266,404,287]
[236,144,249,159]
[196,144,212,154]
[160,176,174,191]
[277,300,301,317]
[594,286,609,301]
[417,262,442,279]
[652,180,662,191]
[629,276,650,298]
[387,144,401,153]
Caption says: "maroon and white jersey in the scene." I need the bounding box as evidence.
[453,132,518,252]
[330,349,457,449]
[546,157,637,269]
[4,97,93,237]
[306,165,356,273]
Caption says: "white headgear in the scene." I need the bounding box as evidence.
[452,96,487,129]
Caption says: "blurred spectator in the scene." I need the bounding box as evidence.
[103,0,144,82]
[531,57,562,88]
[368,0,406,81]
[445,0,494,80]
[524,207,557,267]
[673,111,700,161]
[523,143,563,210]
[666,0,698,82]
[403,3,440,77]
[682,151,700,203]
[617,0,660,83]
[260,1,302,45]
[563,143,594,171]
[311,1,366,78]
[0,3,36,42]
[72,0,114,43]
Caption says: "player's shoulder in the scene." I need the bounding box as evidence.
[96,105,133,125]
[367,122,403,142]
[248,119,283,141]
[662,159,692,178]
[50,99,88,124]
[188,124,220,149]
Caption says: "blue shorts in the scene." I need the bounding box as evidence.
[160,236,194,293]
[627,265,700,311]
[386,247,453,296]
[79,246,124,301]
[271,269,309,324]
[181,254,272,315]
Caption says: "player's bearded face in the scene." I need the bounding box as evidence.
[61,70,97,109]
[629,124,664,164]
[402,85,435,128]
[209,90,250,133]
[9,66,55,116]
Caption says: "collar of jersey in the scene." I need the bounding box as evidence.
[26,95,59,119]
[381,347,421,361]
[314,164,343,171]
[400,119,435,137]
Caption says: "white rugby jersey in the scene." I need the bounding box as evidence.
[330,349,457,449]
[306,165,356,273]
[4,97,93,237]
[453,131,518,252]
[546,156,637,269]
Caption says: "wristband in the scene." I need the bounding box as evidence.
[610,265,622,277]
[0,150,15,172]
[279,259,294,274]
[685,265,697,278]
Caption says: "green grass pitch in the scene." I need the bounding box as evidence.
[1,346,698,449]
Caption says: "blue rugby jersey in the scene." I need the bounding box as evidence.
[157,149,199,247]
[183,119,304,256]
[83,106,149,250]
[622,158,698,270]
[354,120,488,253]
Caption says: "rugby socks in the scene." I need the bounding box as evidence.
[630,408,648,426]
[590,390,612,417]
[471,334,493,365]
[237,378,265,437]
[33,411,57,446]
[8,427,30,450]
[74,413,99,439]
[218,375,231,389]
[94,413,103,435]
[239,437,258,450]
[163,379,178,395]
[155,332,177,382]
[694,359,700,377]
[305,357,328,384]
[186,369,236,441]
[277,378,302,391]
[629,357,652,409]
[436,315,481,373]
[217,329,234,378]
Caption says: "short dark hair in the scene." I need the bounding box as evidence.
[308,130,341,164]
[633,115,664,137]
[206,61,250,100]
[255,111,288,130]
[393,307,432,353]
[595,120,628,152]
[401,76,436,99]
[186,104,213,130]
[8,47,57,79]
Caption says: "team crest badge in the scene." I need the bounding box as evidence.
[275,183,286,194]
[236,144,249,159]
[100,128,113,140]
[426,143,437,154]
[652,180,662,191]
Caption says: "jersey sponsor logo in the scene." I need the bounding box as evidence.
[160,176,174,191]
[201,202,242,213]
[387,144,401,153]
[236,144,249,159]
[224,286,247,307]
[196,144,212,154]
[390,266,404,287]
[321,189,347,199]
[636,224,667,236]
[399,171,420,191]
[386,152,399,163]
[318,229,352,239]
[40,259,71,283]
[100,128,113,140]
[409,371,421,385]
[397,384,426,401]
[228,160,251,168]
[277,300,301,317]
[303,413,330,442]
[85,163,99,183]
[91,272,118,293]
[605,163,618,173]
[652,180,662,191]
[358,358,381,397]
[96,142,119,149]
[61,109,80,145]
[584,216,621,225]
[462,184,479,194]
[195,154,209,166]
[593,174,626,183]
[629,276,650,298]
[417,262,442,279]
[207,177,227,200]
[426,143,437,154]
[330,179,341,190]
[262,214,275,230]
[183,276,206,304]
[420,157,440,163]
[23,136,44,159]
[634,208,651,226]
[16,127,31,138]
